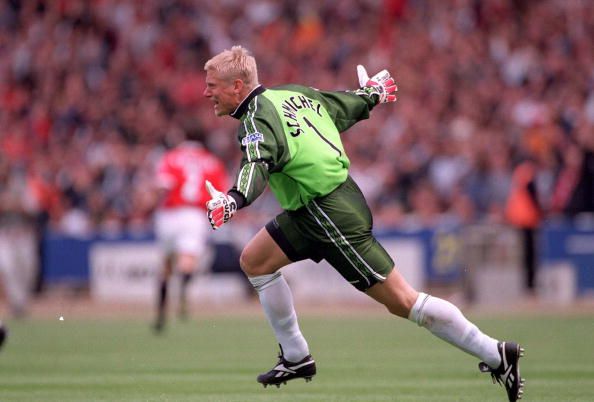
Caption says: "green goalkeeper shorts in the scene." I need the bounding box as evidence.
[265,176,394,291]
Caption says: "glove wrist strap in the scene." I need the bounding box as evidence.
[227,190,246,210]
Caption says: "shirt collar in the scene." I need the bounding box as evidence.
[230,85,266,119]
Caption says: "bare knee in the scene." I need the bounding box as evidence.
[239,247,273,277]
[239,248,255,276]
[239,226,292,277]
[383,292,417,318]
[366,270,419,318]
[176,254,197,274]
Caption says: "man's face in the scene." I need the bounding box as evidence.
[204,70,240,116]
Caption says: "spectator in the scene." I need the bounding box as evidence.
[505,159,542,294]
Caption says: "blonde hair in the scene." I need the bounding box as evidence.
[204,45,259,88]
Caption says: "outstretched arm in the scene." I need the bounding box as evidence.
[306,65,398,133]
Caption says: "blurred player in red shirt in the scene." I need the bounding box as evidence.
[153,126,228,332]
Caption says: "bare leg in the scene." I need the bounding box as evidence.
[176,253,197,320]
[367,270,501,367]
[365,269,418,317]
[240,227,309,362]
[155,254,174,332]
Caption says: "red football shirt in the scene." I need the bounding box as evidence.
[156,142,227,210]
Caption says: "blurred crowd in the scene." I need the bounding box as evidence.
[1,0,594,238]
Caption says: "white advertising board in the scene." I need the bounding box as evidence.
[89,242,245,304]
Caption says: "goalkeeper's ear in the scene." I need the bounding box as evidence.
[357,65,369,87]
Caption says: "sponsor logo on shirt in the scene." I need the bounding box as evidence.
[242,132,264,146]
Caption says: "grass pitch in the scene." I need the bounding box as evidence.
[0,311,593,401]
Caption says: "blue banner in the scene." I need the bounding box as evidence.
[376,226,463,284]
[540,221,594,294]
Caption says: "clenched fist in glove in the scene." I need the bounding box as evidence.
[205,180,237,230]
[356,65,398,103]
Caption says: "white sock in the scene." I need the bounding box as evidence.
[249,272,309,362]
[408,293,501,368]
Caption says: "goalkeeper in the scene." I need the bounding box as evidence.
[202,46,524,402]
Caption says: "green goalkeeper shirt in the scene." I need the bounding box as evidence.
[228,84,379,211]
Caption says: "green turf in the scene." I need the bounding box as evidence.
[0,312,593,401]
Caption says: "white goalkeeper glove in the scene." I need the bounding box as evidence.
[356,65,398,103]
[205,180,237,230]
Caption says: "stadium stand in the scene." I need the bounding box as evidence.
[1,0,593,302]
